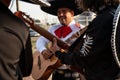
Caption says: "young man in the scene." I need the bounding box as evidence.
[36,0,85,80]
[50,0,120,80]
[0,0,33,80]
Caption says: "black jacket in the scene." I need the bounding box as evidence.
[0,2,33,80]
[55,6,119,80]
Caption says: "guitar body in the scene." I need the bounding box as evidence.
[31,51,59,80]
[40,60,62,80]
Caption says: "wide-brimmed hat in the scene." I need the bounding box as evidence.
[41,0,83,16]
[20,0,35,4]
[20,0,51,7]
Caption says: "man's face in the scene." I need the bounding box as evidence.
[57,8,74,26]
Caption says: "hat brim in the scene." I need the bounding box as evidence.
[20,0,35,4]
[41,0,83,16]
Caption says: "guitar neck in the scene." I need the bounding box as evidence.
[31,24,70,49]
[65,26,88,44]
[14,11,87,50]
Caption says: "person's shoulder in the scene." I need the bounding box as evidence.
[75,23,85,29]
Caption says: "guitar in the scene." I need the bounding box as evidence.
[32,51,62,80]
[14,11,69,79]
[14,11,87,80]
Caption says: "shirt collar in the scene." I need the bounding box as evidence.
[60,20,75,27]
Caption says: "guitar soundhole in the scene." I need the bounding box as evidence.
[38,56,41,69]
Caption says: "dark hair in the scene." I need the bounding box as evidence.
[75,0,120,11]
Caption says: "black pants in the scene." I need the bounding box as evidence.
[52,69,81,80]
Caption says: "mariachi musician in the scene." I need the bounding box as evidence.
[36,0,85,80]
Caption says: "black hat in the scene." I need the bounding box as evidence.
[20,0,51,7]
[20,0,35,4]
[41,0,83,16]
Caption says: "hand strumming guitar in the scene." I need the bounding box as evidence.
[50,38,60,54]
[42,38,60,60]
[41,49,54,60]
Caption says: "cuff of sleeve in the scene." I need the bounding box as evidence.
[55,50,62,57]
[55,51,66,64]
[38,47,46,53]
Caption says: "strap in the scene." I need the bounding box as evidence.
[68,26,88,52]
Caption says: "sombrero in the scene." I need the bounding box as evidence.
[111,4,120,67]
[20,0,51,7]
[41,0,83,16]
[20,0,35,4]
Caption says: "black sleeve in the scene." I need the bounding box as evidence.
[19,33,33,77]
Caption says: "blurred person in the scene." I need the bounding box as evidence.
[36,0,85,80]
[49,0,120,80]
[0,0,33,80]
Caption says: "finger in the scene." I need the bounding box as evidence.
[42,50,52,59]
[52,38,57,46]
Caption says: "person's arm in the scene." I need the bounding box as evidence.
[36,36,49,53]
[36,25,54,53]
[36,36,54,59]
